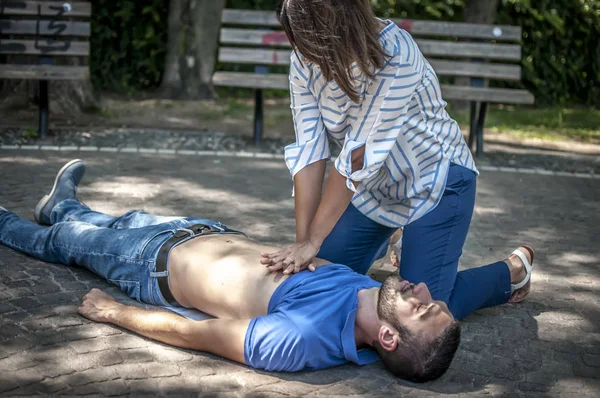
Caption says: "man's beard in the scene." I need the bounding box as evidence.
[377,274,403,324]
[377,274,410,339]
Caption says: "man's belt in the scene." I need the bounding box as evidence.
[155,223,242,306]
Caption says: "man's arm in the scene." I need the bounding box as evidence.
[78,289,249,364]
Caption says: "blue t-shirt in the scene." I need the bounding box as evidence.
[244,264,381,372]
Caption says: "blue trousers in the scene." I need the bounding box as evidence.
[317,164,511,320]
[0,200,232,306]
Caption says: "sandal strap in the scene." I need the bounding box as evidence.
[512,249,533,273]
[511,249,534,292]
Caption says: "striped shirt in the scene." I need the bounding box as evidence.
[284,21,478,228]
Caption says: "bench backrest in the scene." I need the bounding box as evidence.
[0,1,91,60]
[217,9,524,89]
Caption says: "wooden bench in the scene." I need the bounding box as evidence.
[0,1,92,138]
[214,9,535,155]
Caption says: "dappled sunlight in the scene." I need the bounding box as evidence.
[0,156,47,165]
[549,252,599,266]
[473,205,505,216]
[165,116,196,127]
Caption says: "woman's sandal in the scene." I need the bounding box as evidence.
[509,245,536,303]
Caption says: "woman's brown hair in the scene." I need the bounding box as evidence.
[277,0,389,103]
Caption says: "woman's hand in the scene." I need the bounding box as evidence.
[261,240,321,274]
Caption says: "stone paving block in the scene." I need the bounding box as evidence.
[0,323,26,340]
[65,324,123,342]
[69,378,130,396]
[253,381,320,396]
[583,354,600,368]
[176,359,217,379]
[35,361,77,379]
[0,311,31,327]
[120,348,156,364]
[63,367,120,386]
[518,382,551,393]
[0,336,36,356]
[10,367,45,386]
[8,296,42,311]
[105,334,149,350]
[30,281,62,295]
[125,378,160,395]
[146,345,194,362]
[110,363,150,380]
[68,337,110,354]
[0,378,20,394]
[66,350,124,372]
[141,362,181,378]
[573,362,600,379]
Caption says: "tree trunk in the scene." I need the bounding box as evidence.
[454,0,500,108]
[463,0,500,24]
[159,0,226,100]
[50,57,98,116]
[0,55,98,123]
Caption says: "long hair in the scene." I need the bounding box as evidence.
[277,0,388,103]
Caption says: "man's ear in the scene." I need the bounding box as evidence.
[378,325,399,352]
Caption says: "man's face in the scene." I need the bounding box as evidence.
[378,275,454,341]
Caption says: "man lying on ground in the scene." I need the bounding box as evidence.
[0,160,461,382]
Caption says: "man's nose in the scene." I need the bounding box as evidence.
[412,282,428,295]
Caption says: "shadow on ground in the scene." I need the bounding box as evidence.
[0,151,598,396]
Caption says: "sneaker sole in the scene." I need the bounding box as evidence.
[34,159,84,224]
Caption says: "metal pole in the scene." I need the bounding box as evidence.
[253,89,264,146]
[476,102,489,157]
[39,80,49,139]
[468,101,478,151]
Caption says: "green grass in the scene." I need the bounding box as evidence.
[450,106,600,144]
[224,98,251,117]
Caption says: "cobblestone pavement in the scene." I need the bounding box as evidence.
[0,150,599,397]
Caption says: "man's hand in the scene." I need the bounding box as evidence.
[261,240,321,274]
[77,288,122,323]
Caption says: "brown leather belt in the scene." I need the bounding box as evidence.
[155,223,244,306]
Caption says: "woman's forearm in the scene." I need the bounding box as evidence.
[293,160,327,242]
[307,167,355,246]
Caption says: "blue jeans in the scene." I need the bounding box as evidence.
[317,163,511,320]
[0,200,232,306]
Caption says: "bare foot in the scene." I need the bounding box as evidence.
[506,246,535,303]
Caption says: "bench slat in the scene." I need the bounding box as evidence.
[419,40,521,61]
[214,72,534,104]
[213,71,288,90]
[218,47,291,66]
[0,20,90,37]
[441,85,534,104]
[220,28,521,61]
[0,1,91,17]
[0,39,89,55]
[430,59,521,80]
[0,64,88,80]
[221,9,521,41]
[219,47,522,80]
[393,19,521,41]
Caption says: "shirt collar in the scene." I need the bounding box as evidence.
[341,308,380,366]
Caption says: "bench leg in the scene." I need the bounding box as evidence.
[468,101,478,151]
[475,102,488,157]
[253,89,264,146]
[39,80,49,139]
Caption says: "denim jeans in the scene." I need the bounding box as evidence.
[0,200,233,306]
[318,163,511,320]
